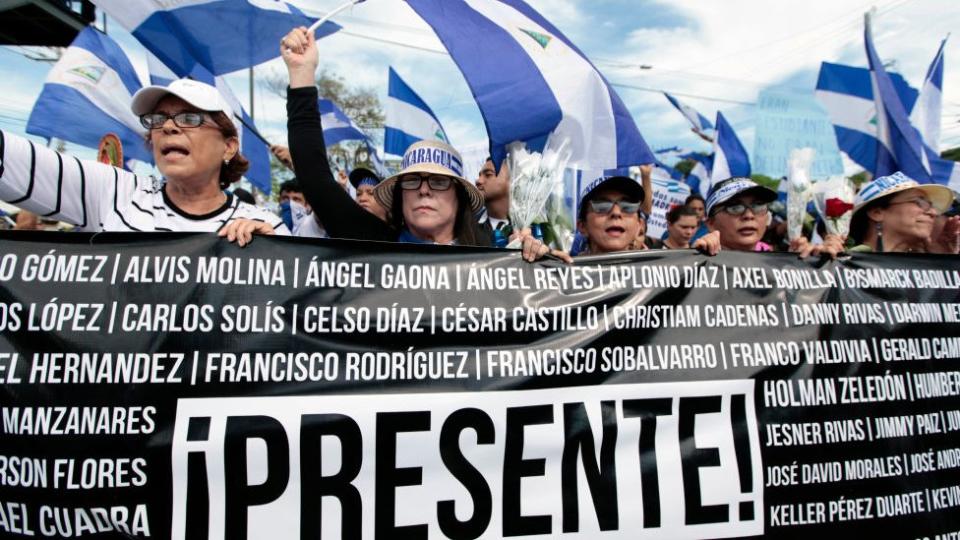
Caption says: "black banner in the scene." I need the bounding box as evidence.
[1,231,959,539]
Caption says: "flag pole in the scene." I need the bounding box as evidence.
[308,0,364,33]
[234,113,272,147]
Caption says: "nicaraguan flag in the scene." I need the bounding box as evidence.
[664,93,714,134]
[26,27,152,163]
[865,16,932,181]
[320,99,369,146]
[709,112,750,187]
[147,54,272,193]
[384,67,449,156]
[93,0,339,76]
[910,37,947,150]
[320,98,388,176]
[680,152,713,195]
[815,61,917,174]
[653,158,684,181]
[405,0,654,171]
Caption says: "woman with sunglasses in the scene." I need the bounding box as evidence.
[281,27,489,247]
[0,79,286,241]
[848,172,959,253]
[706,177,843,256]
[576,176,720,256]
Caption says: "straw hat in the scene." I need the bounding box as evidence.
[852,171,954,216]
[374,140,484,214]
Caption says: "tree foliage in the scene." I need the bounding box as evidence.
[261,68,385,188]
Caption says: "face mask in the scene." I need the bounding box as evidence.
[279,200,293,230]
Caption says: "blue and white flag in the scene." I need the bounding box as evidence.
[815,61,917,174]
[26,27,151,163]
[319,98,387,176]
[864,15,932,181]
[680,152,713,195]
[405,0,654,172]
[709,112,750,187]
[319,99,369,147]
[652,158,684,182]
[384,67,449,157]
[147,54,272,193]
[664,93,714,134]
[93,0,339,76]
[910,37,948,150]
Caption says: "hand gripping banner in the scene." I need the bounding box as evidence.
[0,231,959,539]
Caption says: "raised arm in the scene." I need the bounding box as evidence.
[0,129,129,230]
[282,27,394,242]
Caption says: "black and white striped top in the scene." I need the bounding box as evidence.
[0,129,289,234]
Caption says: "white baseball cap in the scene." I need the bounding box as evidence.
[131,78,234,119]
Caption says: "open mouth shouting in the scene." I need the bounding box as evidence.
[160,143,190,159]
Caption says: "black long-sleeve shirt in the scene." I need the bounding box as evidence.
[287,86,396,242]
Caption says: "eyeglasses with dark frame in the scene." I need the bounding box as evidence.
[888,196,937,213]
[140,111,210,130]
[399,174,454,191]
[587,198,642,215]
[718,202,769,216]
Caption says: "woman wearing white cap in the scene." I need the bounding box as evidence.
[281,28,489,247]
[0,78,286,243]
[849,171,959,253]
[706,177,843,257]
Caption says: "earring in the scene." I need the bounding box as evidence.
[224,158,230,165]
[875,221,884,253]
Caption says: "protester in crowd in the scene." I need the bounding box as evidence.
[663,205,700,249]
[476,157,512,242]
[684,193,711,241]
[630,210,663,250]
[0,79,286,243]
[278,179,309,231]
[849,171,959,253]
[349,167,388,222]
[707,177,842,256]
[282,27,489,247]
[577,175,719,256]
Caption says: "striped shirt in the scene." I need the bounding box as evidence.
[0,129,289,234]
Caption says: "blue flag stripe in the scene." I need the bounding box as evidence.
[405,0,562,168]
[388,68,443,127]
[27,85,152,163]
[72,28,143,97]
[499,0,652,168]
[384,127,427,159]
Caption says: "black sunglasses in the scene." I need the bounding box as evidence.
[399,174,454,191]
[588,198,642,215]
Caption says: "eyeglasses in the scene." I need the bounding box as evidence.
[588,198,642,215]
[888,197,936,213]
[140,111,209,130]
[399,174,454,191]
[719,202,769,216]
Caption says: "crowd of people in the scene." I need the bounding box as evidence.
[1,25,958,262]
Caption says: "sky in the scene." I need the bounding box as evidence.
[0,0,957,172]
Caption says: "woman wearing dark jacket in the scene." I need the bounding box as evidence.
[281,27,489,247]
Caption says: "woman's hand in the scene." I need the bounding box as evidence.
[692,230,721,256]
[929,216,960,254]
[789,234,845,259]
[218,219,276,247]
[280,26,318,88]
[513,228,573,263]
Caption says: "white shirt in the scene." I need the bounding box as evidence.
[0,129,289,234]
